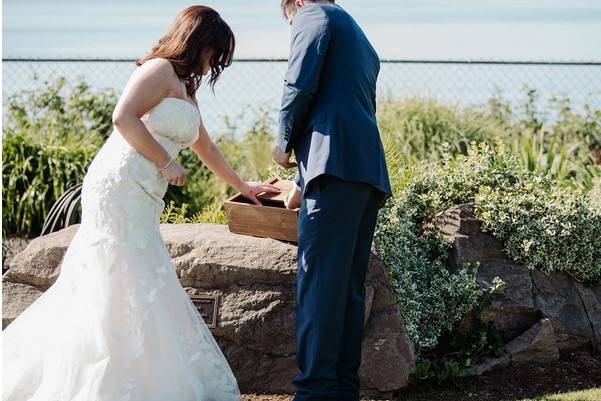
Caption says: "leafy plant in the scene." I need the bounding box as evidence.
[433,276,507,372]
[408,358,462,387]
[2,78,115,237]
[376,140,599,375]
[476,175,601,284]
[374,197,484,355]
[2,132,99,237]
[160,199,227,225]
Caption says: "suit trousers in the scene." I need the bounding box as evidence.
[292,174,385,401]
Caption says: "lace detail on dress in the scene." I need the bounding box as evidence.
[2,98,241,401]
[141,97,201,148]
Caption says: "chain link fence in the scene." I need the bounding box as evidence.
[3,58,601,134]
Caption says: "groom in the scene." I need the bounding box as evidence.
[272,1,392,400]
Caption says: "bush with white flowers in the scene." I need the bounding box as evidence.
[375,140,601,356]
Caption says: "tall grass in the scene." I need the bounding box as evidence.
[379,91,601,193]
[2,79,114,237]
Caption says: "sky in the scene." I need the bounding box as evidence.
[3,0,601,60]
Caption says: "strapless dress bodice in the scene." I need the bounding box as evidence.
[141,97,201,149]
[105,96,201,162]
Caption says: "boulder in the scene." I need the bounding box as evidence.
[2,223,416,396]
[505,317,559,366]
[438,204,601,356]
[3,227,73,291]
[463,317,559,376]
[2,236,32,274]
[2,281,43,328]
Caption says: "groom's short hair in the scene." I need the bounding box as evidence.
[280,0,334,20]
[280,0,295,19]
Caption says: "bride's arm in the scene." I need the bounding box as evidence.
[190,123,280,205]
[112,59,176,170]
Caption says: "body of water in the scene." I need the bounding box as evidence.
[3,0,601,60]
[3,1,601,134]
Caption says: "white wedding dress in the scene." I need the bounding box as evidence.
[2,97,242,401]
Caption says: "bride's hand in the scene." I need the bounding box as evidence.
[239,181,281,205]
[160,159,187,186]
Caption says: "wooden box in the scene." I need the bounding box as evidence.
[223,178,299,242]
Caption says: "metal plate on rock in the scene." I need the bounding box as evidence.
[190,294,219,328]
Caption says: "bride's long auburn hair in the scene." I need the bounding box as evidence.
[136,6,235,102]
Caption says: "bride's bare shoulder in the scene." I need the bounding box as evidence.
[132,57,179,82]
[118,57,179,103]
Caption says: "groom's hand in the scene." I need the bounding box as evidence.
[284,185,302,210]
[272,145,297,169]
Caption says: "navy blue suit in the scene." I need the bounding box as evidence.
[277,3,392,401]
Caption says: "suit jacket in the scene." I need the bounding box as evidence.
[278,2,392,203]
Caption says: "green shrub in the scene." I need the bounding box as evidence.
[374,203,485,354]
[408,277,507,385]
[476,177,601,284]
[376,141,601,359]
[589,180,601,212]
[2,78,114,237]
[2,132,97,237]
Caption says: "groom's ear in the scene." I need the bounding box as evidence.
[295,0,304,7]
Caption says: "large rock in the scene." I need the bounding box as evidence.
[463,317,559,376]
[2,223,416,396]
[3,228,72,291]
[505,317,559,366]
[438,204,601,356]
[2,281,43,328]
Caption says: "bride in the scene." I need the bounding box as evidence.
[2,5,280,401]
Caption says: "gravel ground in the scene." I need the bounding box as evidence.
[242,351,601,401]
